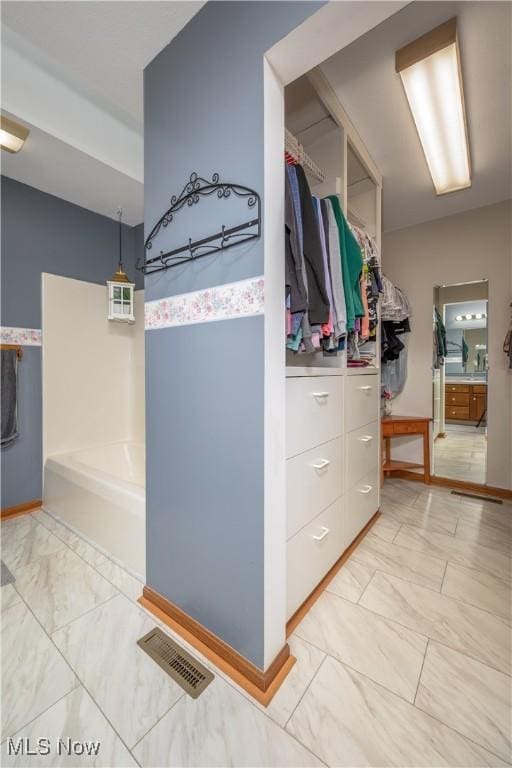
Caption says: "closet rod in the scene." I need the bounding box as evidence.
[285,128,325,183]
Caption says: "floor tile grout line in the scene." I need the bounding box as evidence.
[439,560,449,594]
[48,592,120,636]
[283,653,329,733]
[362,564,512,629]
[412,637,429,705]
[16,592,143,767]
[129,692,186,753]
[312,571,512,679]
[415,635,512,680]
[210,652,329,766]
[292,627,425,706]
[349,551,446,594]
[0,683,82,747]
[306,650,511,766]
[413,687,511,764]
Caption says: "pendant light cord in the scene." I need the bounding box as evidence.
[117,207,123,270]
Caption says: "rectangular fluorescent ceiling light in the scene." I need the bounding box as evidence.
[396,18,471,195]
[0,115,30,153]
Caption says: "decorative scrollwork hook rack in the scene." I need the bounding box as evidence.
[138,172,261,275]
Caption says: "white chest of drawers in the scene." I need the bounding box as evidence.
[285,367,380,620]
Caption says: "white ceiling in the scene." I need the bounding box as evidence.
[320,1,512,231]
[1,114,144,225]
[1,1,204,224]
[1,1,204,130]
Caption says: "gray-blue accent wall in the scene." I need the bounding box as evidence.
[1,175,143,508]
[144,0,323,668]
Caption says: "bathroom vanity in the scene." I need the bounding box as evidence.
[445,380,487,423]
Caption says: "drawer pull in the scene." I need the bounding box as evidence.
[312,391,329,399]
[312,526,330,541]
[358,385,372,391]
[359,435,373,443]
[312,459,330,470]
[358,485,373,494]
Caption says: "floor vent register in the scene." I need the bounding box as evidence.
[137,627,214,698]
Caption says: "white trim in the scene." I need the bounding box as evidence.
[262,58,287,669]
[144,276,264,331]
[0,326,42,346]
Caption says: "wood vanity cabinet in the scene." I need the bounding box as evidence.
[445,382,487,423]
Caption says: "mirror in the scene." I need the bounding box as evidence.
[432,281,488,485]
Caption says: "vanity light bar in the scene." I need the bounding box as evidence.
[455,313,486,321]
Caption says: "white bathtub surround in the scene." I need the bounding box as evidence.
[0,326,41,345]
[43,442,145,577]
[1,480,510,765]
[42,274,145,576]
[42,275,145,459]
[144,276,265,330]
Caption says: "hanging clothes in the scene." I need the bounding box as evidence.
[295,165,330,325]
[324,199,347,338]
[381,276,412,399]
[327,195,364,332]
[433,307,447,368]
[284,167,307,314]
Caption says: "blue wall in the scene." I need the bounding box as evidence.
[1,176,143,508]
[144,1,322,668]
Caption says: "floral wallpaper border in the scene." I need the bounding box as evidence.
[145,276,265,330]
[0,326,42,346]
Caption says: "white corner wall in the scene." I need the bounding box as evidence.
[42,273,145,459]
[382,200,512,490]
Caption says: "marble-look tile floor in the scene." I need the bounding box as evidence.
[1,484,511,767]
[433,428,487,484]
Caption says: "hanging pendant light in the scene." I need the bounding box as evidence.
[107,208,135,323]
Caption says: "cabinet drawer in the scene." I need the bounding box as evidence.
[286,437,343,540]
[383,420,422,436]
[446,384,470,393]
[472,385,487,394]
[346,420,379,488]
[287,496,344,620]
[344,374,379,433]
[445,405,470,420]
[446,393,470,406]
[286,376,343,458]
[345,468,379,546]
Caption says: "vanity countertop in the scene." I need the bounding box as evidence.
[445,379,487,385]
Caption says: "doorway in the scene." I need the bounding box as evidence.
[432,280,488,485]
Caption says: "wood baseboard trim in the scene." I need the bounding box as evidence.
[286,511,381,637]
[430,475,512,501]
[139,587,293,706]
[388,470,512,500]
[1,499,42,519]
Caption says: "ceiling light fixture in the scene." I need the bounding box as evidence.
[0,115,30,153]
[395,18,471,195]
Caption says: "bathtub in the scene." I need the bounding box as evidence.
[43,441,145,578]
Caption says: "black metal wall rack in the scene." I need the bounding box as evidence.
[138,172,261,275]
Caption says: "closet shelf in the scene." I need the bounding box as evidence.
[286,365,378,378]
[285,128,325,183]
